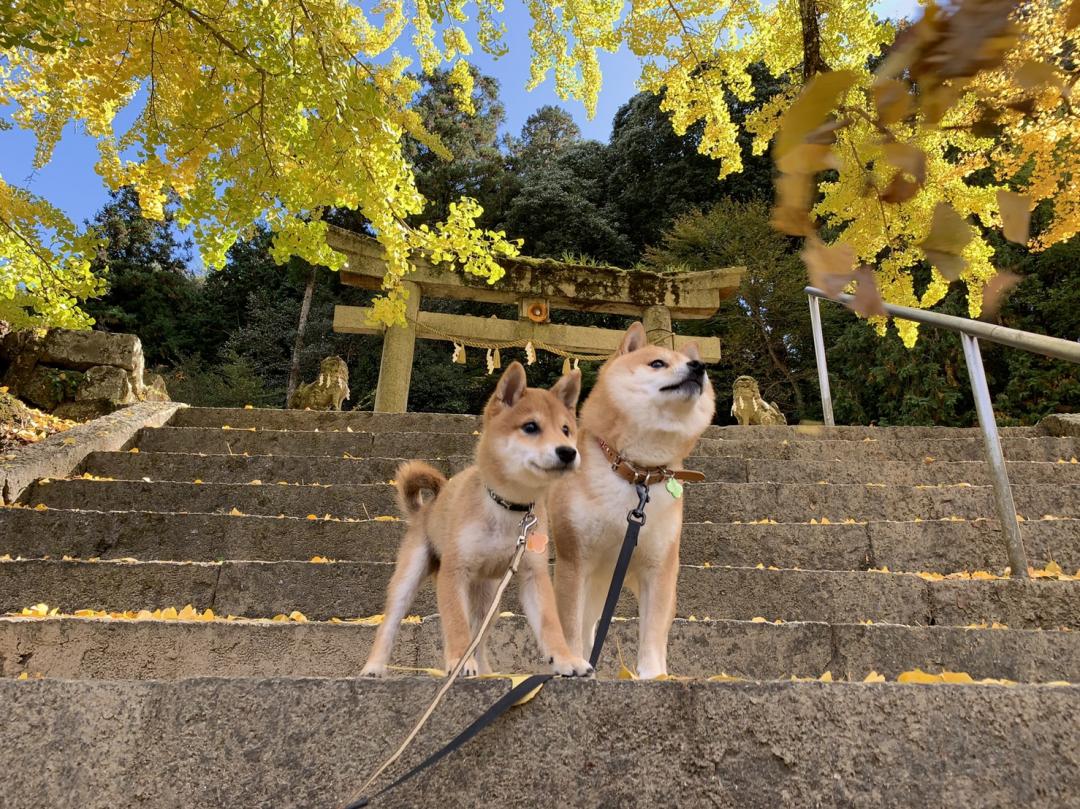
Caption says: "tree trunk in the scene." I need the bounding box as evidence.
[799,0,827,79]
[285,266,316,407]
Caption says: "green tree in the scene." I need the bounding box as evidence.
[83,188,199,366]
[606,90,774,256]
[504,141,633,265]
[407,66,509,229]
[508,105,582,173]
[643,199,816,421]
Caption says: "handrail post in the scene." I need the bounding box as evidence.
[959,333,1029,577]
[808,294,835,426]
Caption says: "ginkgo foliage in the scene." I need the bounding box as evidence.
[0,0,1076,335]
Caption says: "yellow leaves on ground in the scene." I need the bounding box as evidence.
[0,390,75,448]
[475,673,547,705]
[309,556,334,564]
[897,668,1025,687]
[863,671,886,683]
[16,603,216,621]
[373,515,400,522]
[128,448,139,453]
[272,611,308,623]
[228,507,245,517]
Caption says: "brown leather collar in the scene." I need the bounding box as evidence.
[595,436,706,487]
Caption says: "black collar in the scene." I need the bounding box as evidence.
[486,487,534,513]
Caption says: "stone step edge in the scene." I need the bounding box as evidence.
[2,677,1075,809]
[6,503,1079,532]
[0,612,1047,635]
[1,550,1062,579]
[5,615,1076,687]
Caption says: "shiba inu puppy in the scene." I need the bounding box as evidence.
[550,322,715,679]
[361,362,594,679]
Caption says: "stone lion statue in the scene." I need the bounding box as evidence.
[290,356,350,411]
[731,376,787,426]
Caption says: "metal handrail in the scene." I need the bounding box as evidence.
[805,285,1080,579]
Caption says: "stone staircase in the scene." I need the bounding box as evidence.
[2,407,1079,807]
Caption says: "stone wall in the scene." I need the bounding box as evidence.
[0,328,170,420]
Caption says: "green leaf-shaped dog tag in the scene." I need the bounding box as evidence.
[665,477,684,499]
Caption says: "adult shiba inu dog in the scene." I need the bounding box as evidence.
[550,322,715,679]
[360,362,594,679]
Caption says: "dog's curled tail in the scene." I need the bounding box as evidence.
[395,461,447,517]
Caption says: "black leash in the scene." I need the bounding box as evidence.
[344,483,650,808]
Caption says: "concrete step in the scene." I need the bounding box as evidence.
[4,614,1079,683]
[169,407,1043,442]
[3,508,1078,572]
[21,478,1080,523]
[132,426,1080,462]
[77,449,1080,487]
[2,558,1077,628]
[2,677,1076,808]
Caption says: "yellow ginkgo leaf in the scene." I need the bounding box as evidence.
[228,507,244,516]
[351,614,385,626]
[897,668,942,684]
[288,611,308,622]
[373,515,399,522]
[309,555,331,563]
[863,671,886,683]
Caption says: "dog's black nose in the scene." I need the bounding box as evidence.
[687,360,705,377]
[555,446,578,465]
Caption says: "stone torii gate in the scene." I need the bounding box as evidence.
[327,225,744,413]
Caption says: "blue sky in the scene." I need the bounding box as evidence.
[0,0,921,230]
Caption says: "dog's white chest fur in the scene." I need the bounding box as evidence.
[568,463,682,561]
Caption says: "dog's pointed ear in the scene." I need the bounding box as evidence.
[550,368,581,411]
[682,341,701,362]
[492,361,528,408]
[618,322,648,355]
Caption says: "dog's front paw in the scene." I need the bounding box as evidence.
[359,662,387,678]
[447,655,479,677]
[550,655,594,678]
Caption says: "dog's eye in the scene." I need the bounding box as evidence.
[521,421,540,434]
[649,359,668,369]
[562,424,570,436]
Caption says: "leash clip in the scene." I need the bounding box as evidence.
[517,511,539,546]
[627,483,649,525]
